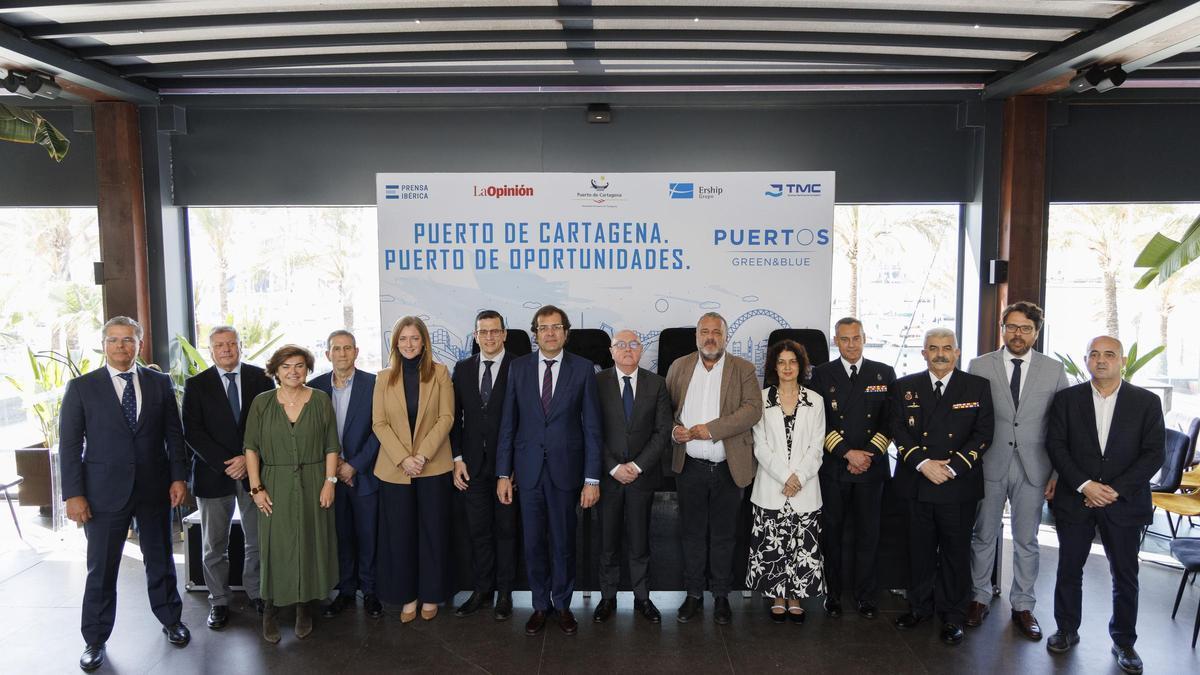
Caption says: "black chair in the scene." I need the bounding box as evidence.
[1185,417,1200,470]
[1153,429,1192,493]
[1169,538,1200,648]
[469,328,532,357]
[656,326,696,377]
[564,328,614,369]
[766,328,830,369]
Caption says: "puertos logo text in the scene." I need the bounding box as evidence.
[765,182,822,198]
[473,184,534,198]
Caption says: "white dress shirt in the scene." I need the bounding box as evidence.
[537,350,562,397]
[610,366,643,476]
[841,356,863,380]
[1003,348,1031,393]
[1078,381,1122,493]
[681,353,727,462]
[916,370,955,475]
[107,363,143,420]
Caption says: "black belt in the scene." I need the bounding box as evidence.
[686,455,725,467]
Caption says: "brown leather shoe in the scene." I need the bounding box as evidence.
[558,609,579,635]
[1011,610,1043,641]
[965,601,989,628]
[524,610,548,636]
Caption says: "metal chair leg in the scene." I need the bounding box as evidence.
[3,488,22,541]
[1174,570,1191,619]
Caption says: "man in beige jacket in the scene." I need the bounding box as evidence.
[666,312,763,625]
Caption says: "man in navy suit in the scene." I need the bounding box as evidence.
[497,304,603,637]
[1045,336,1164,675]
[182,325,274,629]
[60,316,191,672]
[309,330,383,619]
[451,310,519,621]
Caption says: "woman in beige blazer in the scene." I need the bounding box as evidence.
[746,339,826,624]
[373,316,454,622]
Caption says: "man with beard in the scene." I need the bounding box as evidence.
[892,328,994,646]
[666,312,763,625]
[965,302,1068,640]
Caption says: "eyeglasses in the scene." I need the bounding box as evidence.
[104,337,138,346]
[1002,324,1036,335]
[475,329,505,338]
[611,340,642,351]
[535,324,565,334]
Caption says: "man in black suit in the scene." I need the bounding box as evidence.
[1045,336,1163,675]
[182,325,275,629]
[450,310,519,621]
[891,327,994,647]
[60,316,191,672]
[809,317,895,619]
[592,329,673,624]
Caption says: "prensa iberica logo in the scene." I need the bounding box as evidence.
[473,184,534,198]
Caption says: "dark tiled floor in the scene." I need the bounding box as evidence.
[1,510,1199,674]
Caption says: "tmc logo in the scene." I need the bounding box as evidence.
[669,182,694,199]
[766,183,822,197]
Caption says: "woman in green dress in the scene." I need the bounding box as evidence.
[245,344,340,643]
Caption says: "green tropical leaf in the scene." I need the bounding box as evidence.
[247,333,284,362]
[1124,344,1165,381]
[1133,213,1200,286]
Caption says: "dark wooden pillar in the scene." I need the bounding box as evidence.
[992,95,1049,348]
[94,101,153,361]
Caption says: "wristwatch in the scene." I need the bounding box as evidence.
[249,485,263,495]
[326,476,338,484]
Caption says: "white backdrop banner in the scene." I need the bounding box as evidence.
[376,172,835,374]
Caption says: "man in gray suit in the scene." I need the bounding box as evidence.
[965,301,1069,640]
[592,329,673,624]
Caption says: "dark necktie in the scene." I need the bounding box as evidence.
[541,359,555,414]
[225,372,240,423]
[622,375,634,423]
[118,372,137,430]
[1010,358,1023,409]
[480,360,494,407]
[934,379,943,402]
[849,364,858,386]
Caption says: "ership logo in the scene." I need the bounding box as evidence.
[668,182,694,199]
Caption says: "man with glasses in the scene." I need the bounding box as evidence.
[450,310,519,621]
[966,302,1069,640]
[497,305,603,636]
[60,317,191,671]
[666,312,763,625]
[592,329,673,624]
[182,325,275,630]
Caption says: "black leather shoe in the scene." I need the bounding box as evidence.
[162,622,190,647]
[713,596,732,625]
[824,598,842,618]
[634,599,661,623]
[1111,645,1143,674]
[769,605,787,623]
[322,593,355,618]
[894,612,925,630]
[525,610,548,636]
[251,598,265,615]
[364,594,383,618]
[940,623,964,646]
[1047,631,1080,653]
[494,593,513,621]
[677,595,703,623]
[559,609,579,635]
[856,601,878,619]
[593,598,617,623]
[207,605,229,630]
[79,644,105,672]
[788,607,806,625]
[455,591,494,617]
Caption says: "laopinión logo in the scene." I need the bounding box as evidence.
[765,182,823,198]
[474,184,535,198]
[669,182,694,199]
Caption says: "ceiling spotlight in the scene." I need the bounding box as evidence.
[0,69,62,99]
[1069,64,1128,94]
[586,103,611,123]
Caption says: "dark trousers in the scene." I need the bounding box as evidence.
[334,484,378,596]
[676,457,743,598]
[463,473,519,595]
[907,499,975,624]
[520,465,579,612]
[376,474,452,605]
[1053,510,1141,647]
[598,476,654,600]
[81,488,182,645]
[819,477,884,603]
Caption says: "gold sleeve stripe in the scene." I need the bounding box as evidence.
[869,434,890,453]
[824,431,844,452]
[902,446,918,461]
[955,452,973,469]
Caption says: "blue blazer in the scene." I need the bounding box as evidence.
[59,365,188,512]
[496,351,603,492]
[309,369,381,496]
